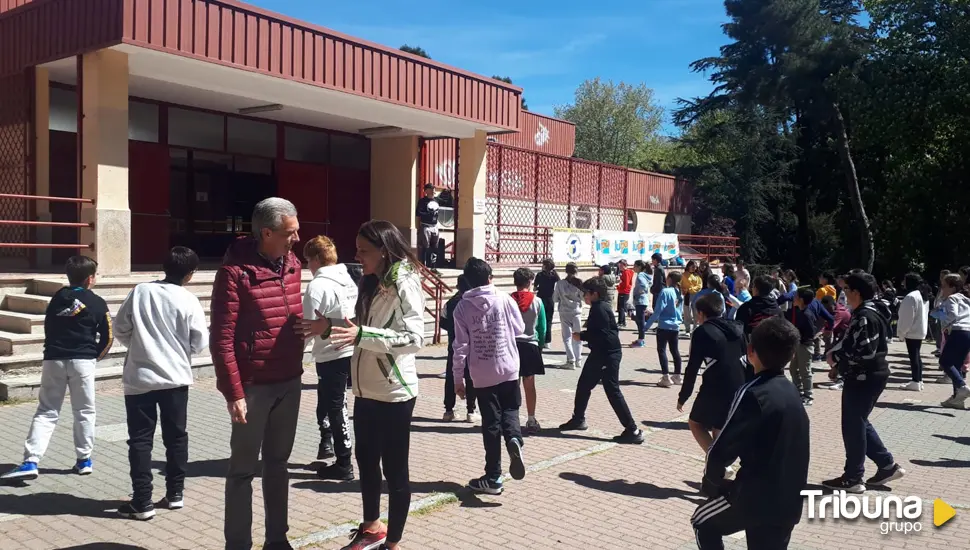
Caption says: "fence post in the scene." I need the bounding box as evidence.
[496,145,503,264]
[596,165,603,230]
[623,170,629,231]
[533,154,540,263]
[567,161,573,228]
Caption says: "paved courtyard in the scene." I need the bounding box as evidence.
[0,331,968,550]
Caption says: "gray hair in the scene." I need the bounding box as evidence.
[252,197,298,238]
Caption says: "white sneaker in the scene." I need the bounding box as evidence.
[658,375,673,388]
[466,411,481,424]
[942,386,970,409]
[827,381,844,391]
[671,374,683,385]
[563,361,576,370]
[899,381,924,391]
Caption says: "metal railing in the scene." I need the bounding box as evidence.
[678,234,740,263]
[413,261,453,345]
[0,193,94,250]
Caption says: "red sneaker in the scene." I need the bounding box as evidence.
[340,523,388,550]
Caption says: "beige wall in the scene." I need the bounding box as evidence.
[79,49,131,276]
[370,135,419,247]
[456,130,487,265]
[33,67,52,267]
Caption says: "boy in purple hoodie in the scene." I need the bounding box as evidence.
[453,258,527,495]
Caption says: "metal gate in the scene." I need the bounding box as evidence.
[0,69,32,259]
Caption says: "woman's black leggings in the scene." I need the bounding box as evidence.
[657,329,682,376]
[354,397,417,543]
[636,305,648,340]
[905,338,923,383]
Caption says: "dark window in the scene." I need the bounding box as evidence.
[285,126,330,164]
[331,135,370,170]
[227,117,276,157]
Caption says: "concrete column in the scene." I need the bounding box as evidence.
[369,135,419,248]
[33,67,52,268]
[79,49,130,276]
[456,130,487,266]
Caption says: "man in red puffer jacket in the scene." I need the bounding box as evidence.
[212,197,316,550]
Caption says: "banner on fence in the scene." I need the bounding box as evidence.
[551,229,595,265]
[592,231,681,265]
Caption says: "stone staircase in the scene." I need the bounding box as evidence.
[0,265,600,400]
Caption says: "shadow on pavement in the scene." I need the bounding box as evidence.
[0,493,124,518]
[530,430,614,443]
[408,423,480,434]
[642,420,690,431]
[291,478,500,508]
[933,434,970,446]
[910,458,970,468]
[153,458,228,478]
[559,472,702,502]
[875,402,955,417]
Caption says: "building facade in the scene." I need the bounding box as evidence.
[0,0,700,274]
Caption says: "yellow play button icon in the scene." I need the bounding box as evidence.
[934,498,956,527]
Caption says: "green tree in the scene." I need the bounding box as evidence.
[491,76,528,110]
[400,45,431,59]
[555,78,665,168]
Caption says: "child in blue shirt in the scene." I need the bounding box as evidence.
[642,272,685,388]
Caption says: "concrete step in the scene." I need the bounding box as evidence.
[0,310,44,334]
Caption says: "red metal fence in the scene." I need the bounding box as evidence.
[0,70,31,259]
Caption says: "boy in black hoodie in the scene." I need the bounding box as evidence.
[439,275,477,422]
[2,256,112,481]
[692,317,810,549]
[559,277,643,444]
[735,276,782,340]
[678,293,747,456]
[822,272,905,493]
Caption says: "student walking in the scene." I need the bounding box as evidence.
[691,318,810,549]
[533,259,559,349]
[440,275,478,422]
[819,296,852,391]
[786,289,819,406]
[897,273,928,391]
[415,183,440,269]
[559,277,644,444]
[616,260,634,327]
[599,264,619,313]
[328,220,425,550]
[452,258,527,495]
[510,268,547,435]
[301,236,359,482]
[650,253,666,310]
[2,257,112,481]
[735,276,782,340]
[630,260,653,348]
[553,263,585,369]
[931,274,970,408]
[823,272,906,493]
[113,247,208,520]
[677,294,747,458]
[681,260,703,335]
[641,272,684,388]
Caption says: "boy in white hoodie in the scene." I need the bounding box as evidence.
[113,247,208,520]
[554,263,585,370]
[301,236,359,481]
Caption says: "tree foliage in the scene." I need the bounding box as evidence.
[555,78,665,168]
[399,44,431,58]
[665,0,969,279]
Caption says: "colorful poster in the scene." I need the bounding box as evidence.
[592,231,680,265]
[551,230,594,265]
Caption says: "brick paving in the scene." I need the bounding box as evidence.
[0,331,968,549]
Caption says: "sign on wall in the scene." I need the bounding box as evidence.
[551,229,594,265]
[592,231,681,265]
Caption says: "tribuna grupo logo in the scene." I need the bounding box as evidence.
[802,490,956,535]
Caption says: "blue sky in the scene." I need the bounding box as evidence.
[250,0,731,135]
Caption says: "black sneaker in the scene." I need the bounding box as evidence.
[507,439,526,481]
[613,429,644,445]
[558,418,588,431]
[317,463,355,481]
[118,501,156,521]
[821,476,865,494]
[802,396,814,407]
[318,439,335,460]
[467,476,503,495]
[158,493,183,509]
[866,464,906,486]
[263,541,294,550]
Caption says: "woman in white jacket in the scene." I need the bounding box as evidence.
[554,262,585,370]
[329,220,425,550]
[896,273,928,391]
[302,236,359,479]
